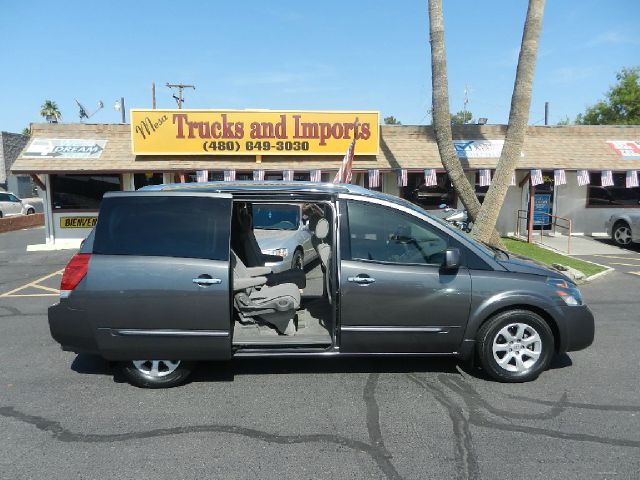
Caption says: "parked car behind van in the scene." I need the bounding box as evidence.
[0,192,36,218]
[49,182,595,388]
[606,212,640,246]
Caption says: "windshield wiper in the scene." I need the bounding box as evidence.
[482,242,509,259]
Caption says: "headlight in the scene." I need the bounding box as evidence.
[547,277,583,306]
[262,248,288,258]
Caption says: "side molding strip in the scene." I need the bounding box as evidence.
[340,326,451,333]
[112,329,229,337]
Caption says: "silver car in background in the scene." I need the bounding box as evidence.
[253,203,318,273]
[0,192,36,218]
[606,212,640,246]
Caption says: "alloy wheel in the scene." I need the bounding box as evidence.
[132,360,181,378]
[614,226,632,245]
[492,323,542,373]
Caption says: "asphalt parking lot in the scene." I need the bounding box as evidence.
[1,227,639,480]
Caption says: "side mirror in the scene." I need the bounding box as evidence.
[443,247,461,270]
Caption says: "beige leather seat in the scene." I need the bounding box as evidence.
[313,218,332,303]
[231,251,300,335]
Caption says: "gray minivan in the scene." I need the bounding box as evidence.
[48,182,594,388]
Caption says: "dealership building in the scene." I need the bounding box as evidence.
[10,109,640,247]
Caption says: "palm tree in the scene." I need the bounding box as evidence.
[428,0,485,235]
[471,0,546,243]
[40,100,62,123]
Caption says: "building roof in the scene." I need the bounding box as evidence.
[10,122,640,174]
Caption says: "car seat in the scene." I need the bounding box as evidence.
[231,251,300,335]
[313,218,332,303]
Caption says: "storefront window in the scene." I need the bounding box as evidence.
[51,174,121,211]
[587,172,640,207]
[134,173,164,190]
[401,172,455,209]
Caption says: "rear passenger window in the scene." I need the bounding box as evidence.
[93,196,229,261]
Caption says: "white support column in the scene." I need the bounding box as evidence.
[42,174,54,244]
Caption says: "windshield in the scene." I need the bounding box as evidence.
[253,204,300,231]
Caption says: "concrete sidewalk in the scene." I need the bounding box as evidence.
[517,233,632,256]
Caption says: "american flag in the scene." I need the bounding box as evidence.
[510,171,516,186]
[479,169,492,187]
[310,169,322,182]
[424,169,438,187]
[223,170,236,182]
[530,169,544,186]
[601,170,614,187]
[397,169,408,187]
[577,169,590,186]
[554,169,567,186]
[253,170,265,181]
[196,170,208,183]
[283,169,294,181]
[626,170,639,188]
[368,169,380,188]
[334,136,356,183]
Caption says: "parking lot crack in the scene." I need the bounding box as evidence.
[438,375,640,449]
[0,404,399,480]
[406,373,479,480]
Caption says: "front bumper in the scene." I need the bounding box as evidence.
[559,304,595,353]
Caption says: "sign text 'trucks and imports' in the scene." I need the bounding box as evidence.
[131,110,379,156]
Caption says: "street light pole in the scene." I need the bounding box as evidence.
[120,97,126,123]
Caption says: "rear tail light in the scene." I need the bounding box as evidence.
[60,253,91,297]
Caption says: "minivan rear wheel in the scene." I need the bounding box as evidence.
[117,360,195,388]
[476,310,554,382]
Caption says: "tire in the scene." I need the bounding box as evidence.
[612,221,632,246]
[26,208,35,215]
[291,249,304,270]
[476,309,554,383]
[117,360,195,388]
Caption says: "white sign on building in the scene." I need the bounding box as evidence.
[22,138,107,158]
[453,140,504,158]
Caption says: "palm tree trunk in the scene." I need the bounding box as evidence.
[471,0,546,244]
[428,0,504,247]
[428,0,480,221]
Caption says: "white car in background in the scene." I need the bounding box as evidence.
[606,213,640,246]
[0,192,36,218]
[253,203,319,273]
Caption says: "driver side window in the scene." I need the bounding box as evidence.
[346,201,449,265]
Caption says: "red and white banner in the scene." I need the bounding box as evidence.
[196,170,208,183]
[424,169,437,187]
[530,169,544,186]
[310,169,322,182]
[601,170,614,187]
[606,141,640,158]
[577,170,590,186]
[479,169,492,187]
[368,169,380,188]
[397,169,408,187]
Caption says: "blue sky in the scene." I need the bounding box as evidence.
[1,0,638,132]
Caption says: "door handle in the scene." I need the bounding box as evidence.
[348,275,376,285]
[193,276,222,286]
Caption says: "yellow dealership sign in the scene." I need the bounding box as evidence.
[131,109,379,156]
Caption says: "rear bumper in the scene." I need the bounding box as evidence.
[559,305,595,353]
[48,302,99,354]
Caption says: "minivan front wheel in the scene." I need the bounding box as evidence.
[476,310,554,382]
[117,360,195,388]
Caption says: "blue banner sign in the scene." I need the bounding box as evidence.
[533,194,552,226]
